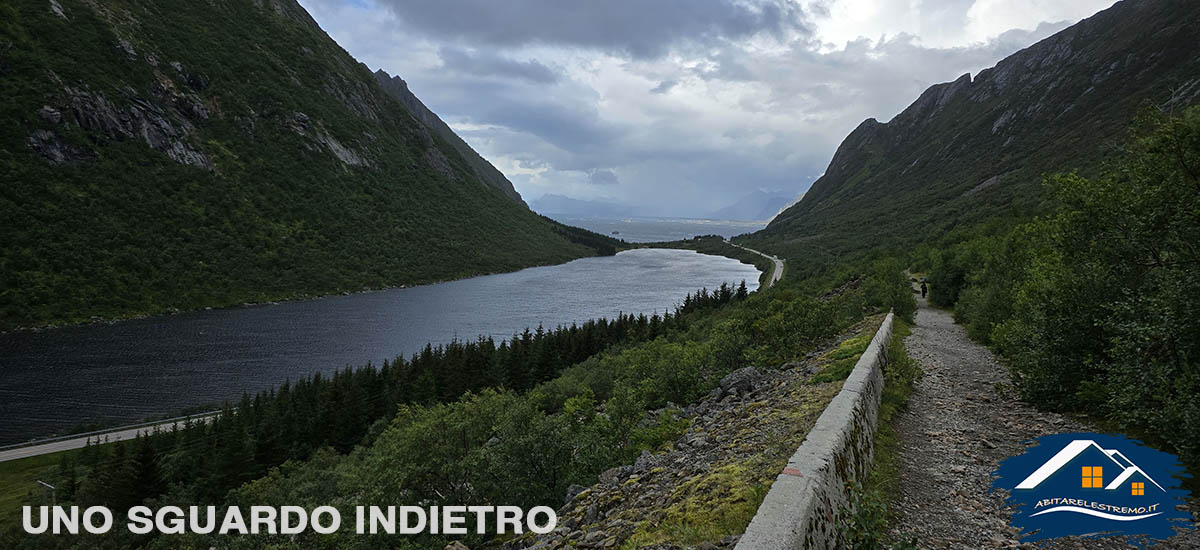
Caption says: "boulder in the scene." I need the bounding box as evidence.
[719,366,760,395]
[598,465,632,485]
[633,450,654,473]
[564,484,587,504]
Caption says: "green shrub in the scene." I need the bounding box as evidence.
[839,481,918,550]
[745,297,844,366]
[632,409,690,452]
[929,107,1200,468]
[864,257,916,320]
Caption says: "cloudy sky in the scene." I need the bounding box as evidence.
[297,0,1117,217]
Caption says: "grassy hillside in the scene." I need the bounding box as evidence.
[0,0,613,329]
[741,0,1200,271]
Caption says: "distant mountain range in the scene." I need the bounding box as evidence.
[532,190,797,221]
[0,0,611,328]
[708,190,796,221]
[744,0,1200,261]
[530,194,640,218]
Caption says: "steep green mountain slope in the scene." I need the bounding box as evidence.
[0,0,609,329]
[741,0,1200,266]
[374,69,526,206]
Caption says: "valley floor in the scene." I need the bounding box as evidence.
[888,295,1199,548]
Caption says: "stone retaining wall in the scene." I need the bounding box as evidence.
[736,312,894,550]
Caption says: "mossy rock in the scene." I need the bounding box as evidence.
[624,460,768,547]
[811,330,873,383]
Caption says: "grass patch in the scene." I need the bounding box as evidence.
[871,319,919,495]
[0,448,79,526]
[838,318,921,549]
[632,409,690,453]
[811,331,872,383]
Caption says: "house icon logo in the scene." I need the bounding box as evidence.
[992,433,1194,546]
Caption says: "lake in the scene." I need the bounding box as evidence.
[0,248,760,445]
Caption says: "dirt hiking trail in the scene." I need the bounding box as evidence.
[887,290,1199,549]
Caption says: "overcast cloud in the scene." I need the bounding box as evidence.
[298,0,1117,217]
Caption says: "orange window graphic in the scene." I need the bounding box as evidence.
[1082,466,1103,488]
[1132,482,1145,496]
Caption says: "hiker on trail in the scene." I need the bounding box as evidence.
[920,281,928,299]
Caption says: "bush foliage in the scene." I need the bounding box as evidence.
[930,108,1200,467]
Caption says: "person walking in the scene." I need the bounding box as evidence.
[920,280,928,299]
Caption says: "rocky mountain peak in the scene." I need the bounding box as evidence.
[374,69,408,92]
[374,68,528,206]
[754,0,1200,257]
[892,72,972,127]
[825,118,881,175]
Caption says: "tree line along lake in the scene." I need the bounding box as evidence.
[0,247,761,445]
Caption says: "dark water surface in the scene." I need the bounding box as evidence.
[0,249,759,445]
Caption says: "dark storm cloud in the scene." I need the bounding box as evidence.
[438,47,561,83]
[588,169,619,185]
[404,73,621,154]
[650,80,678,94]
[296,0,1108,217]
[372,0,808,58]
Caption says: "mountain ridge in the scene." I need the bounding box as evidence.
[373,69,526,206]
[0,0,605,328]
[745,0,1200,263]
[708,189,795,222]
[530,193,639,218]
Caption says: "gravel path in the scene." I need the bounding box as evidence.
[887,294,1199,549]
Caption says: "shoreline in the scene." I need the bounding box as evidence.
[0,247,761,446]
[631,237,777,288]
[1,252,604,335]
[5,247,762,335]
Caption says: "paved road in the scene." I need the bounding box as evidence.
[888,292,1199,548]
[727,241,784,288]
[0,413,218,463]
